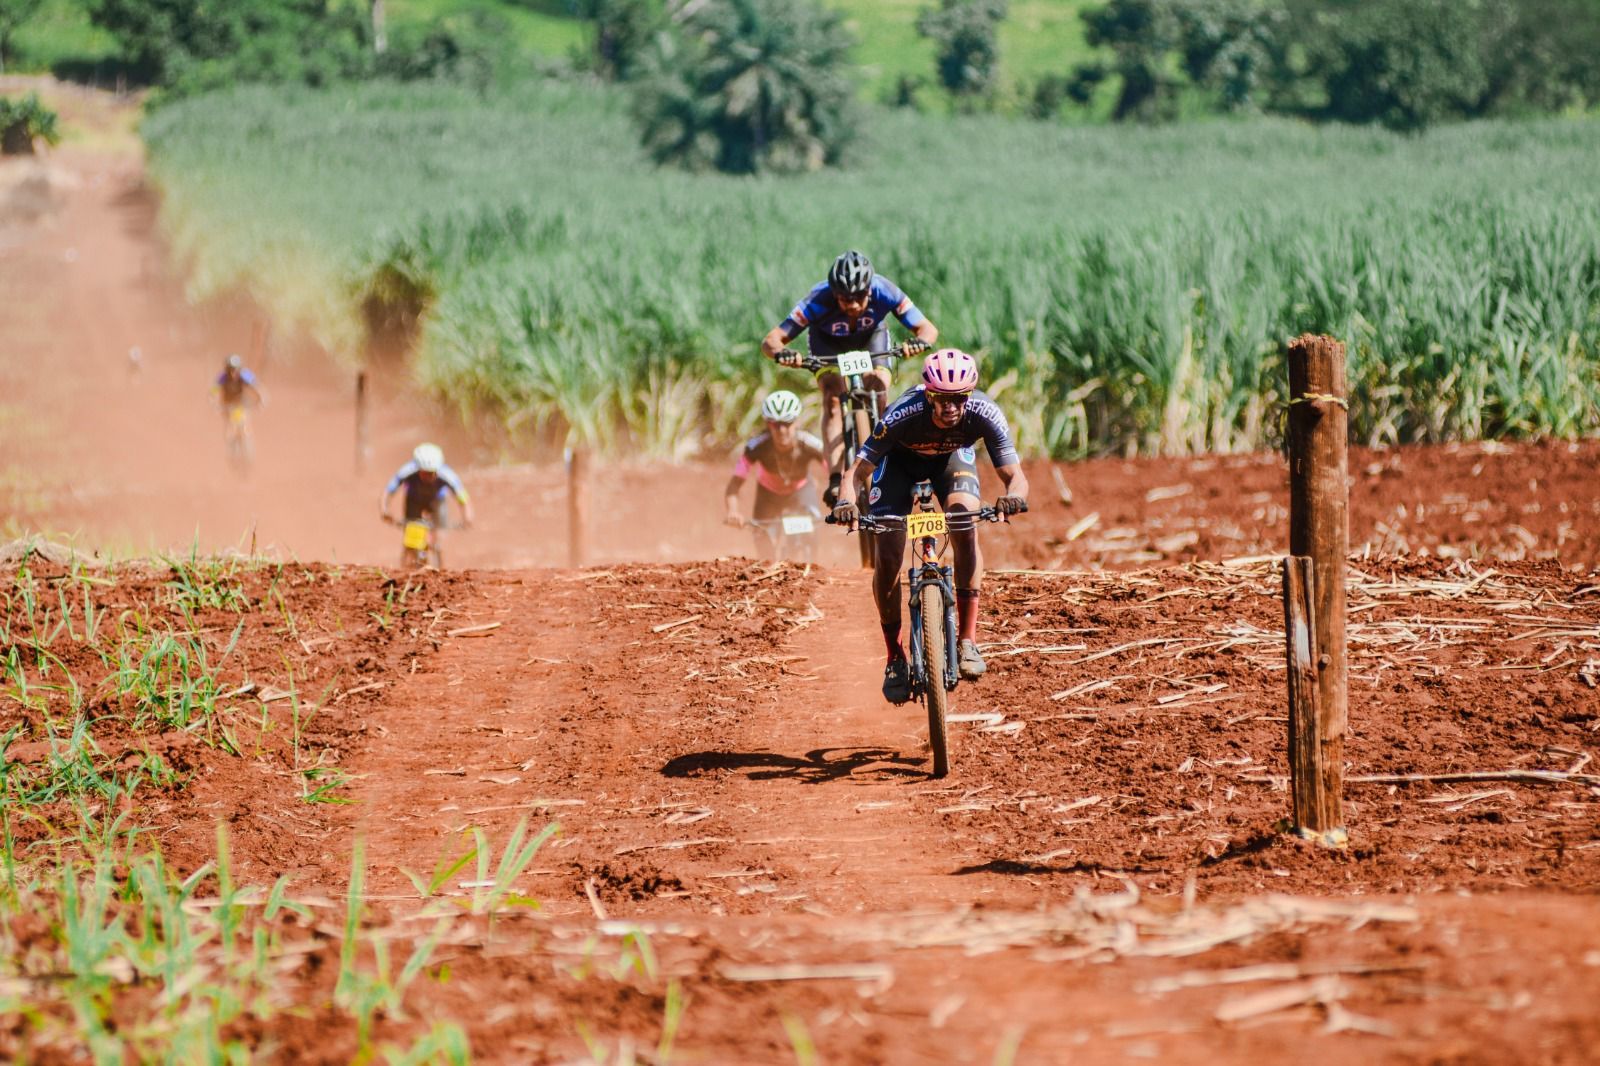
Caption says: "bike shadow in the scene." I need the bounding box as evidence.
[661,747,924,784]
[953,858,1162,877]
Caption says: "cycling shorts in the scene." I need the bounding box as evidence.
[866,448,981,517]
[808,325,896,372]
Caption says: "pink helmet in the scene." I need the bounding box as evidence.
[921,348,979,394]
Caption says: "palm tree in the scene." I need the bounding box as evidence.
[633,0,857,175]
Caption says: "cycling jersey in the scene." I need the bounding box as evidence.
[216,368,258,405]
[732,430,826,495]
[385,461,469,521]
[778,276,927,350]
[858,386,1019,468]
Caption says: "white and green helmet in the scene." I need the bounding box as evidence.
[760,390,803,424]
[413,442,444,472]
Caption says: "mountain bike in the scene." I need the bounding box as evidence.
[742,511,820,564]
[222,403,253,473]
[383,514,442,569]
[830,483,1017,777]
[789,338,927,569]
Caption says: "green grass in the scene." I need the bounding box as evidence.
[3,0,587,75]
[0,554,498,1060]
[7,0,118,75]
[143,80,1600,458]
[826,0,1095,102]
[385,0,588,56]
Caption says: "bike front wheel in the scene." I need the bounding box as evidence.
[920,582,950,778]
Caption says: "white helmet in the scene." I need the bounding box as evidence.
[760,390,803,424]
[413,442,444,473]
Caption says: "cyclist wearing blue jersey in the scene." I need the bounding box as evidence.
[831,349,1029,703]
[213,354,265,469]
[761,250,939,505]
[214,353,264,409]
[379,443,475,561]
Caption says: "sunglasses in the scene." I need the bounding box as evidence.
[926,391,970,408]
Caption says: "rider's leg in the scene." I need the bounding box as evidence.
[819,373,847,501]
[866,457,910,658]
[941,450,987,679]
[946,490,984,640]
[866,366,892,420]
[751,484,782,560]
[426,506,446,568]
[865,329,894,421]
[864,456,915,703]
[874,527,907,651]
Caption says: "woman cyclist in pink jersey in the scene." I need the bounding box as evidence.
[724,390,828,558]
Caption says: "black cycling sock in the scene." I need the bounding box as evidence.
[882,622,904,661]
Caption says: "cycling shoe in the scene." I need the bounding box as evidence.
[882,657,911,704]
[957,639,987,681]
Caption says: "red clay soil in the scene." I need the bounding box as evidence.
[4,554,1595,1063]
[3,79,1600,1065]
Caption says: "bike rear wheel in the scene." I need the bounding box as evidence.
[852,406,876,570]
[920,583,950,777]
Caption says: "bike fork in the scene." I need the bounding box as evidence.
[944,592,959,691]
[907,574,927,694]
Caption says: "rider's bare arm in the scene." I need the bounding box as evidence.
[912,320,939,347]
[722,475,746,525]
[995,462,1030,513]
[378,488,393,522]
[760,326,793,361]
[842,456,873,506]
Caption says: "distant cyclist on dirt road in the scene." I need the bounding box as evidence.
[761,250,939,507]
[723,390,827,556]
[830,348,1029,703]
[214,353,265,411]
[379,443,475,555]
[213,353,266,470]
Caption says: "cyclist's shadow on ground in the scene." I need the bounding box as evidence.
[661,747,925,784]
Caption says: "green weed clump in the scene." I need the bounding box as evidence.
[144,81,1600,457]
[0,556,499,1061]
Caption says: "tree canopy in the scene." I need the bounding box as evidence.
[631,0,856,175]
[916,0,1008,108]
[1069,0,1600,130]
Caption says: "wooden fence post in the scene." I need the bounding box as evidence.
[567,445,589,568]
[354,371,369,474]
[1284,333,1348,844]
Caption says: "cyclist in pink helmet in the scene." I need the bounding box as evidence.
[832,348,1029,702]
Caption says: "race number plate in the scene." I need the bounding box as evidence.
[402,521,430,551]
[781,514,815,536]
[904,511,947,539]
[835,351,873,377]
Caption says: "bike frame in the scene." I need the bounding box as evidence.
[745,512,820,564]
[794,340,925,486]
[903,485,959,698]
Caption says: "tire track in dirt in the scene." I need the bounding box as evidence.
[658,565,1024,916]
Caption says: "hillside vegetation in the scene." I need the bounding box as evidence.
[4,0,1089,101]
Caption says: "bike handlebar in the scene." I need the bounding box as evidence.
[824,502,1026,533]
[780,339,930,374]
